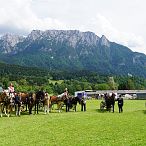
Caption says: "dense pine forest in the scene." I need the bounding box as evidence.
[0,62,146,95]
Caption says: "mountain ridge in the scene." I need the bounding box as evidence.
[0,29,146,77]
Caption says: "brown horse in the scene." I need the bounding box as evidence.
[18,92,36,115]
[50,95,65,112]
[27,92,36,114]
[0,90,14,117]
[19,91,45,115]
[0,92,7,117]
[19,92,29,111]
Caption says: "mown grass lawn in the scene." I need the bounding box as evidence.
[0,100,146,146]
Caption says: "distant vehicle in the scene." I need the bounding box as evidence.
[123,94,137,99]
[75,91,88,99]
[0,86,3,92]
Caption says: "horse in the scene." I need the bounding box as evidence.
[27,92,36,115]
[0,91,7,117]
[18,92,36,115]
[64,96,81,112]
[50,94,66,112]
[34,90,45,114]
[15,92,25,116]
[19,92,29,111]
[43,93,50,114]
[19,91,45,115]
[104,92,116,112]
[2,90,15,117]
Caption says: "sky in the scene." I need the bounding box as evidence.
[0,0,146,54]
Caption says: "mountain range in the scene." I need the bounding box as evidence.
[0,29,146,77]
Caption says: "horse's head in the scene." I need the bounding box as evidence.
[74,96,82,104]
[36,91,45,101]
[0,91,7,102]
[3,90,9,97]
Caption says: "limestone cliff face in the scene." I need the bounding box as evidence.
[0,33,24,54]
[0,30,107,54]
[99,35,110,47]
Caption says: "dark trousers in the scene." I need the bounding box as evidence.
[15,104,21,116]
[66,103,70,112]
[118,105,123,113]
[81,103,86,111]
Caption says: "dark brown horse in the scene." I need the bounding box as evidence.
[34,90,45,114]
[66,96,81,112]
[27,92,36,114]
[105,93,116,112]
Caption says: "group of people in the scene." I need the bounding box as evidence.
[63,88,86,112]
[8,83,23,116]
[102,93,124,113]
[5,83,124,114]
[6,84,87,113]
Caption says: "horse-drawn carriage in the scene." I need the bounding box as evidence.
[100,100,106,110]
[99,93,116,112]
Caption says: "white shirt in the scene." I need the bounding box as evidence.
[8,86,14,93]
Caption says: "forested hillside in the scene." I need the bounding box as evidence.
[0,62,146,95]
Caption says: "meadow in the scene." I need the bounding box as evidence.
[0,100,146,146]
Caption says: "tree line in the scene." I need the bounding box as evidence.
[1,65,146,95]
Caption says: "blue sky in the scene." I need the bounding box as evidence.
[0,0,146,54]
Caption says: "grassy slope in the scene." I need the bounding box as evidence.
[0,100,146,146]
[49,79,64,85]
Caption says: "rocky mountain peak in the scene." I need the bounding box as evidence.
[28,30,44,41]
[42,30,100,48]
[0,33,24,53]
[0,33,24,47]
[81,31,100,46]
[99,35,110,47]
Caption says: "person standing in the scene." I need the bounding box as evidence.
[117,95,124,113]
[81,92,87,112]
[15,93,21,116]
[64,88,70,112]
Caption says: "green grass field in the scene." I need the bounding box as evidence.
[0,100,146,146]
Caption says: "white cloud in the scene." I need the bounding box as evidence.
[0,0,146,54]
[0,0,66,34]
[82,14,146,54]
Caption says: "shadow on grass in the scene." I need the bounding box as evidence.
[96,109,107,113]
[142,110,146,114]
